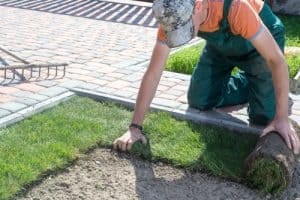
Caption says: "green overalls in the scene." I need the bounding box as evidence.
[187,0,285,126]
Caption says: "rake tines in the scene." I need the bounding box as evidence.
[0,63,68,81]
[0,47,68,84]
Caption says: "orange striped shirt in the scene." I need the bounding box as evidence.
[157,0,264,41]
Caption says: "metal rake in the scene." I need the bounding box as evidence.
[0,47,68,84]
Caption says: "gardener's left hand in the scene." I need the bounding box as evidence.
[262,117,300,155]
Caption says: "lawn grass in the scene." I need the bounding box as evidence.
[165,15,300,78]
[0,96,259,199]
[165,43,299,79]
[279,15,300,47]
[165,42,205,75]
[287,54,300,79]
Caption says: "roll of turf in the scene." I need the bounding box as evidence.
[245,131,296,193]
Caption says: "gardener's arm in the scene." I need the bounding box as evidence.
[251,24,300,155]
[113,41,170,151]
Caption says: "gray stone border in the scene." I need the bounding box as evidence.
[70,88,263,135]
[0,85,262,136]
[0,91,74,129]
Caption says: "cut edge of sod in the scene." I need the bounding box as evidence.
[246,158,288,193]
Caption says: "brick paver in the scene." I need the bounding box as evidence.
[0,94,15,103]
[0,86,21,94]
[0,1,299,133]
[14,83,45,92]
[0,102,27,112]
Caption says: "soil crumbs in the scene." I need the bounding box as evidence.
[17,149,300,200]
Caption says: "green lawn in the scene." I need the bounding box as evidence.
[166,43,299,78]
[165,15,300,78]
[166,42,205,75]
[287,54,300,79]
[279,15,300,47]
[0,96,259,199]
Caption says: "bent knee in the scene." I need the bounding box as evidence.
[187,90,216,111]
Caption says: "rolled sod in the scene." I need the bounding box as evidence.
[245,131,297,193]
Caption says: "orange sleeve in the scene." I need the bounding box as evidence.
[228,0,263,40]
[157,24,167,42]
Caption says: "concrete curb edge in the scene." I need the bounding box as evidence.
[71,88,263,135]
[0,91,75,129]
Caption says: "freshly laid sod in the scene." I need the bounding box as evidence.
[0,96,260,199]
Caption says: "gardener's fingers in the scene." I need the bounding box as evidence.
[127,138,134,151]
[289,127,300,155]
[262,128,291,150]
[294,132,300,155]
[112,136,128,151]
[113,131,147,151]
[121,140,128,151]
[113,138,124,151]
[289,132,297,155]
[127,134,147,150]
[113,138,120,150]
[261,124,275,137]
[294,134,300,155]
[261,122,292,150]
[281,128,292,151]
[112,136,136,151]
[140,134,147,144]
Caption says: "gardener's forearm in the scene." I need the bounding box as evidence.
[131,70,162,125]
[251,25,290,120]
[131,42,170,125]
[268,59,290,119]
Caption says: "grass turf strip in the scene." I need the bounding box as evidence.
[0,96,259,199]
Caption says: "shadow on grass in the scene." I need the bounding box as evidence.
[127,119,261,199]
[126,118,300,199]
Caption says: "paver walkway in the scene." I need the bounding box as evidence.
[0,0,158,27]
[0,0,299,134]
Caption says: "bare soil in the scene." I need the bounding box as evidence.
[16,148,300,200]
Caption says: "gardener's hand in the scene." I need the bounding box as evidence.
[262,118,300,155]
[113,127,147,151]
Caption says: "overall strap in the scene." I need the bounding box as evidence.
[220,0,233,31]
